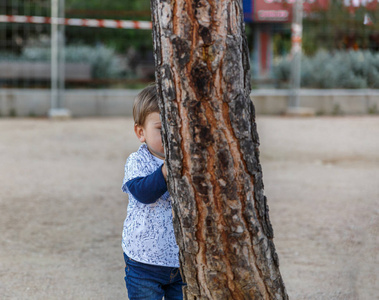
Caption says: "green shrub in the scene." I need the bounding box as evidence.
[0,45,124,79]
[273,49,379,89]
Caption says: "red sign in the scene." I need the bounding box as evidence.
[252,0,329,23]
[254,0,293,23]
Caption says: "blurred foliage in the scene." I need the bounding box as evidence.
[4,0,379,56]
[65,0,152,53]
[274,49,379,88]
[270,2,379,56]
[0,0,51,53]
[0,45,124,79]
[0,0,153,54]
[302,1,379,55]
[65,0,150,12]
[3,0,379,89]
[272,31,292,56]
[0,0,50,15]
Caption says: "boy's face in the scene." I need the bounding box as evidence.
[134,112,165,160]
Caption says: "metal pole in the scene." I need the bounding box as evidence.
[50,0,70,118]
[51,0,58,110]
[289,0,303,108]
[58,0,65,106]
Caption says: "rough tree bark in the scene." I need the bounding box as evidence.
[150,0,288,299]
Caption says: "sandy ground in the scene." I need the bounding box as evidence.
[0,116,378,300]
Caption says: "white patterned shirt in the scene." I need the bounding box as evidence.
[121,144,179,267]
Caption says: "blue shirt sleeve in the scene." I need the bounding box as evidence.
[125,166,167,204]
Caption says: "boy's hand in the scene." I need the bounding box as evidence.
[161,162,168,181]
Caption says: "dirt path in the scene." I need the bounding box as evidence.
[0,116,378,299]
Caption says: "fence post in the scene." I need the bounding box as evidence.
[287,0,314,116]
[49,0,71,119]
[289,0,303,109]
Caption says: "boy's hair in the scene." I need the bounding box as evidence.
[133,84,159,126]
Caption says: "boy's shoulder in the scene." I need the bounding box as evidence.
[127,144,151,163]
[124,144,160,180]
[126,144,157,171]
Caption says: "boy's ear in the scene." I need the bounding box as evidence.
[134,124,146,143]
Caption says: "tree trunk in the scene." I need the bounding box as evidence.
[150,0,288,299]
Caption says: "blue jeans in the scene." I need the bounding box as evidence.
[124,253,184,300]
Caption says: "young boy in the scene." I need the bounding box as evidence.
[121,84,184,300]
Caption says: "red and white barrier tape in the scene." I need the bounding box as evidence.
[0,15,152,30]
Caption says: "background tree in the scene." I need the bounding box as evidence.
[150,0,288,299]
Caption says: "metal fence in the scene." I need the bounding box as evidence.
[1,1,379,90]
[0,0,51,88]
[0,0,154,89]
